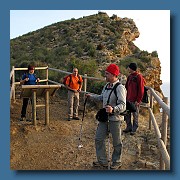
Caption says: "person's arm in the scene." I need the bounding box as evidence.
[65,84,77,92]
[20,74,29,85]
[86,84,106,102]
[78,75,83,92]
[136,75,144,104]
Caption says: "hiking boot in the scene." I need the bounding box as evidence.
[130,131,136,135]
[68,117,73,121]
[73,116,80,120]
[123,128,132,133]
[110,162,122,170]
[93,161,108,168]
[26,119,32,122]
[20,117,26,121]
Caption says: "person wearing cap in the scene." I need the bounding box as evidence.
[20,65,40,121]
[86,64,126,170]
[123,62,144,135]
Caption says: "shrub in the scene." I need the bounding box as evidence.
[97,43,105,50]
[151,51,158,57]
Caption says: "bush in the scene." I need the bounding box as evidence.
[96,43,105,50]
[87,81,106,94]
[151,51,158,57]
[68,58,98,76]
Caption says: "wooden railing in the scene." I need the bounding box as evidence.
[10,66,48,101]
[147,87,170,170]
[10,66,170,170]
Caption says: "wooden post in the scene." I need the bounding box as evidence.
[149,91,153,130]
[32,90,37,126]
[84,74,87,92]
[12,66,16,102]
[160,97,169,170]
[83,74,87,99]
[46,66,48,85]
[45,90,49,125]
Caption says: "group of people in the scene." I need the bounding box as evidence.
[20,62,145,170]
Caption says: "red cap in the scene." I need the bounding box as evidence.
[28,65,35,70]
[106,64,120,76]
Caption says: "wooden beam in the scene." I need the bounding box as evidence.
[45,90,49,125]
[22,85,61,89]
[32,90,37,126]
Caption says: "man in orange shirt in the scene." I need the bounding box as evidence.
[65,68,83,121]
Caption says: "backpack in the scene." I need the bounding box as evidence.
[63,74,81,86]
[141,86,149,103]
[63,74,72,86]
[130,74,149,103]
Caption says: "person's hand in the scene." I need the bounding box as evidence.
[85,93,91,98]
[36,78,40,82]
[105,105,113,113]
[135,101,139,107]
[25,78,29,81]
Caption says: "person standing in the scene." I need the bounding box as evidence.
[20,65,40,121]
[86,64,126,170]
[123,62,144,135]
[65,68,83,121]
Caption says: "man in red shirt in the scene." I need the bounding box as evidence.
[123,63,144,135]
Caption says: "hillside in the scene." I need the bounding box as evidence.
[10,11,162,94]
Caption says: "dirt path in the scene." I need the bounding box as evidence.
[10,94,167,170]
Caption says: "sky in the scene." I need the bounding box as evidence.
[10,10,170,84]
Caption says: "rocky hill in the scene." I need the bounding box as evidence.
[10,11,162,93]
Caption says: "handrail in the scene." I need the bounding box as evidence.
[147,87,170,117]
[14,66,48,71]
[10,69,14,79]
[10,66,15,101]
[48,80,91,94]
[48,67,105,81]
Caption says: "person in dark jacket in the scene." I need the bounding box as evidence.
[20,65,40,121]
[123,63,144,135]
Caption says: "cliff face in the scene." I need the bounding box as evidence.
[10,11,162,93]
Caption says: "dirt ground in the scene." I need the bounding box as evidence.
[10,92,170,170]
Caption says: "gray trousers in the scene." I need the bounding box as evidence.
[68,90,79,118]
[124,104,139,132]
[95,120,122,164]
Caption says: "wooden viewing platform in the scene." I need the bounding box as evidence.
[21,84,61,126]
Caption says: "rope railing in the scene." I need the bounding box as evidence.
[48,67,105,81]
[10,66,170,170]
